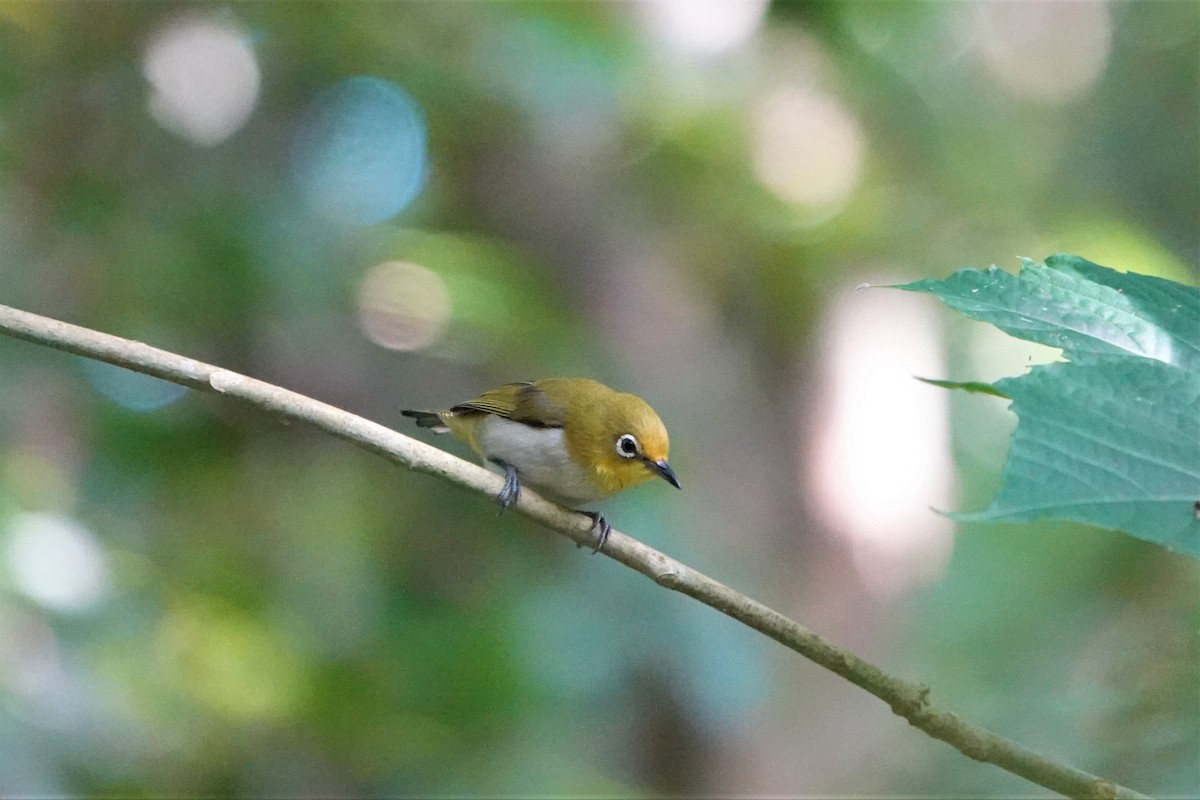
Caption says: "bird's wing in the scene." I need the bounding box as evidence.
[451,381,566,428]
[450,382,529,416]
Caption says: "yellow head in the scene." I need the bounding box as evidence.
[551,378,680,498]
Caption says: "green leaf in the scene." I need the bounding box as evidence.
[916,377,1010,399]
[896,254,1200,371]
[953,361,1200,557]
[896,254,1200,559]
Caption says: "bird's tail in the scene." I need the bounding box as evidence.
[401,409,450,434]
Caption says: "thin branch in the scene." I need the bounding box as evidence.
[0,303,1149,800]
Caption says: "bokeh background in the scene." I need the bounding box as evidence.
[1,1,1197,797]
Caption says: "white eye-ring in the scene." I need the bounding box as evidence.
[615,434,641,459]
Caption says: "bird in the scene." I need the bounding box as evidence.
[402,378,680,553]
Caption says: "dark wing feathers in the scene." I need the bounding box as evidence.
[450,381,565,428]
[449,382,529,416]
[510,383,567,427]
[400,409,445,429]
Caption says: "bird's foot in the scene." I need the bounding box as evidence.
[582,511,611,555]
[493,462,521,510]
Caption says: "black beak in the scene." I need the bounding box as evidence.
[648,458,681,490]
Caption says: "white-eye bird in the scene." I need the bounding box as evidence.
[402,378,681,552]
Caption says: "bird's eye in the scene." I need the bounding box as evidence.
[615,434,640,459]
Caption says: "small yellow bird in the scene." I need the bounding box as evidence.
[402,378,680,552]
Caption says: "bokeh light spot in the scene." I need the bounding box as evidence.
[751,85,865,213]
[142,14,261,146]
[291,76,428,225]
[804,280,955,596]
[82,359,189,412]
[638,0,769,56]
[971,1,1112,105]
[356,260,451,351]
[6,512,109,613]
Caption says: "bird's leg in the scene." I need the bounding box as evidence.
[582,511,612,555]
[490,460,521,510]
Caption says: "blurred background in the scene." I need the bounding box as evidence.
[0,1,1196,796]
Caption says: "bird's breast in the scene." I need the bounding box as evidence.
[476,416,611,507]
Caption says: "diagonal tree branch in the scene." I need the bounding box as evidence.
[0,303,1149,800]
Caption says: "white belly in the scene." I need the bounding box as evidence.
[476,417,609,507]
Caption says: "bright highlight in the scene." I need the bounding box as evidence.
[971,2,1112,105]
[805,281,955,595]
[356,260,451,352]
[6,512,109,613]
[751,85,865,213]
[142,14,261,146]
[638,0,769,56]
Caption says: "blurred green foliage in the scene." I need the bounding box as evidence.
[1,2,1197,797]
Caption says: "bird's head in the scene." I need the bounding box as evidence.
[569,386,680,496]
